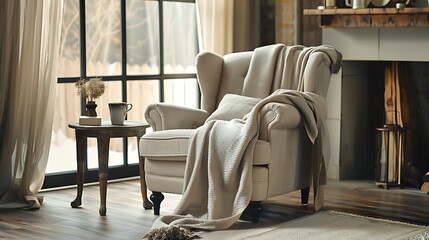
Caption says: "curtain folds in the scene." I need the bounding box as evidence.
[0,0,64,209]
[196,0,260,55]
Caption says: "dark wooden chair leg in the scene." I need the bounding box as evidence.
[150,192,164,215]
[248,201,262,223]
[301,187,310,205]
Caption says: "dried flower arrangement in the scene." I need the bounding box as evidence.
[75,77,105,103]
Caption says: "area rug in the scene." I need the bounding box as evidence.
[199,211,429,240]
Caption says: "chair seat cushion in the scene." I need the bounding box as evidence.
[140,129,270,165]
[140,129,194,161]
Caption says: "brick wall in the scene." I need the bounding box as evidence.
[274,0,321,46]
[275,0,297,45]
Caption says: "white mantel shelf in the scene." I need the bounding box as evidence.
[322,27,429,61]
[304,7,429,28]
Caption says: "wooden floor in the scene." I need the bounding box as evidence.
[0,178,428,239]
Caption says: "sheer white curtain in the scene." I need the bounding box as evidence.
[196,0,260,55]
[196,0,234,55]
[0,0,64,209]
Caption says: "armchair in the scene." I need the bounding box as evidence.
[140,44,341,223]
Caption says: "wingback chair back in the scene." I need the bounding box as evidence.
[196,46,333,116]
[140,44,341,221]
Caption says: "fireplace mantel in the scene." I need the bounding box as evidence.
[322,26,429,180]
[323,27,429,61]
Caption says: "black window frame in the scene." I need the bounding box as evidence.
[43,0,198,189]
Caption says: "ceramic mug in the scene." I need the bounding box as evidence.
[109,102,133,125]
[346,0,369,9]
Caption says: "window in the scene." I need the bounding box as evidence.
[44,0,198,188]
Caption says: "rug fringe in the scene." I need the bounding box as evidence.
[407,230,429,240]
[328,210,428,228]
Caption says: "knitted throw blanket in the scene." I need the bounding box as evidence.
[143,45,341,239]
[144,90,328,234]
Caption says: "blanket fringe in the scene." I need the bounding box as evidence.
[142,226,198,240]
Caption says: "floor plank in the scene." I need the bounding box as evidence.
[0,179,427,239]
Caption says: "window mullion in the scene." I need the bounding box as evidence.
[159,0,165,102]
[121,0,129,165]
[121,0,127,101]
[79,0,87,117]
[79,0,88,170]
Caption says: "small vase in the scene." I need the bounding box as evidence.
[85,101,98,117]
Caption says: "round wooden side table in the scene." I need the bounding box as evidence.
[68,120,153,216]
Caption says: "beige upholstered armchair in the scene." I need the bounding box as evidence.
[139,44,341,223]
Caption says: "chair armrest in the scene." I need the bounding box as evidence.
[257,102,303,141]
[145,103,210,131]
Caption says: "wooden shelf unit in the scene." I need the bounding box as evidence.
[304,7,429,28]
